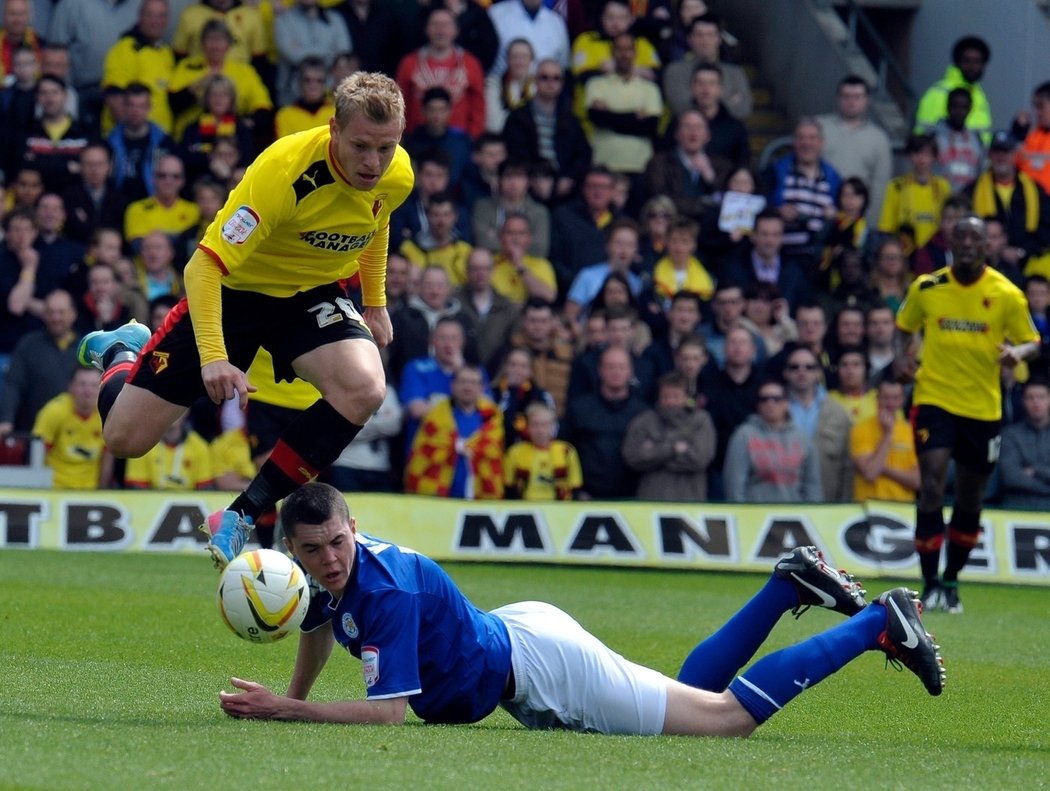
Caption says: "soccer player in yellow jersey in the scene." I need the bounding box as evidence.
[77,71,413,569]
[895,215,1040,613]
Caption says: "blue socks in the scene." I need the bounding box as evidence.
[728,604,885,724]
[678,575,799,692]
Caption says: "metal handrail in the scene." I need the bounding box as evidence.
[822,0,917,109]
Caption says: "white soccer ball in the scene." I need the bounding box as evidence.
[217,549,310,643]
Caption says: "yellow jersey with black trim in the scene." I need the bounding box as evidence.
[198,127,414,297]
[125,430,214,490]
[896,266,1039,420]
[125,196,201,243]
[275,103,334,138]
[31,394,104,490]
[101,34,176,134]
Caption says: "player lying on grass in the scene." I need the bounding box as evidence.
[218,483,945,736]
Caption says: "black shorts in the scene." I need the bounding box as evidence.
[128,283,374,407]
[911,404,1001,475]
[247,399,303,458]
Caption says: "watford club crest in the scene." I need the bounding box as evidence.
[150,351,170,374]
[372,193,387,219]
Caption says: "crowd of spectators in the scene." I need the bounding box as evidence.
[3,0,1050,509]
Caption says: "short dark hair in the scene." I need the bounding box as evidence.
[498,158,530,179]
[658,370,691,393]
[952,35,990,66]
[416,148,452,171]
[942,194,972,214]
[473,131,505,152]
[688,12,721,34]
[422,86,451,106]
[838,74,870,93]
[1022,376,1050,394]
[607,216,640,239]
[670,290,703,312]
[905,132,937,155]
[201,19,232,42]
[124,81,151,99]
[691,61,722,81]
[753,208,784,229]
[427,190,457,209]
[298,55,327,76]
[2,208,36,232]
[744,281,781,302]
[280,482,349,540]
[834,344,869,372]
[523,297,554,314]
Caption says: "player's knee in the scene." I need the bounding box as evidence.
[102,421,156,458]
[327,375,385,424]
[918,477,945,505]
[360,377,386,413]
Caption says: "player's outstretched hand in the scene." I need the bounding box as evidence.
[363,306,393,348]
[892,354,918,383]
[201,360,257,408]
[219,677,284,720]
[999,343,1027,368]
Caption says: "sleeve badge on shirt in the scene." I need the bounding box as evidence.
[222,205,260,244]
[361,646,379,687]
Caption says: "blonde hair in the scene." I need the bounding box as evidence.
[333,71,406,130]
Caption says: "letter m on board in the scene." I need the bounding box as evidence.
[458,512,547,551]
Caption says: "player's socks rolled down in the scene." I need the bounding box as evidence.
[232,399,363,520]
[677,575,797,692]
[728,604,884,724]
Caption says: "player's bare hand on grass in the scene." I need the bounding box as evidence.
[363,306,393,348]
[219,677,282,719]
[201,360,256,407]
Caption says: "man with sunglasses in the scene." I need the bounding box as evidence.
[724,376,822,503]
[503,58,591,203]
[782,344,852,502]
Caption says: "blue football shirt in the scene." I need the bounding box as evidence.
[301,534,513,724]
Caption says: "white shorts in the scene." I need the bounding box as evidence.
[492,601,669,735]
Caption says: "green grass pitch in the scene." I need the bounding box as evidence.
[1,550,1048,790]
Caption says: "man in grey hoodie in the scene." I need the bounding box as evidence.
[723,377,823,503]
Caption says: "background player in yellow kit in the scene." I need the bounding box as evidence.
[895,215,1039,612]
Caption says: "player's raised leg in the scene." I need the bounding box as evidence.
[206,337,385,568]
[78,320,189,456]
[663,588,944,737]
[677,547,866,692]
